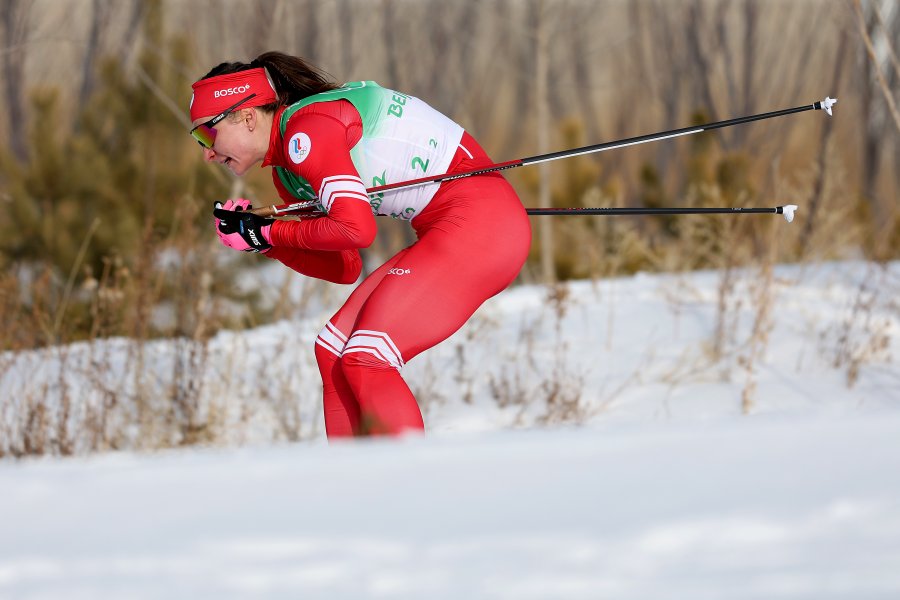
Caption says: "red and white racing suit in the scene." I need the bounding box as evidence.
[261,97,531,437]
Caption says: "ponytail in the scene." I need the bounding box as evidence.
[197,52,340,112]
[254,52,341,106]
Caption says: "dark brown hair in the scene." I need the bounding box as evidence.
[199,51,341,112]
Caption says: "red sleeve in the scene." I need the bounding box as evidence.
[265,245,362,284]
[269,110,377,251]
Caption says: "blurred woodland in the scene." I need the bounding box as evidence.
[0,0,898,350]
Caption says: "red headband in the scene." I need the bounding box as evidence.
[189,67,278,122]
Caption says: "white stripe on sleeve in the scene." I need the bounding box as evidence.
[318,175,369,212]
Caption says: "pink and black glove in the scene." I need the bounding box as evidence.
[213,199,274,253]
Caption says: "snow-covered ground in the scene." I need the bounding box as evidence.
[2,414,900,599]
[1,260,898,598]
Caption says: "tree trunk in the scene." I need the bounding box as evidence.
[798,32,847,256]
[1,0,30,162]
[75,0,114,131]
[536,0,555,284]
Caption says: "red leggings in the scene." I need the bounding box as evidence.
[314,151,531,437]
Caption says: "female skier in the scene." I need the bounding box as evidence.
[189,52,531,437]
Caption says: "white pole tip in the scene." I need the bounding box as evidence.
[822,96,837,116]
[782,204,798,223]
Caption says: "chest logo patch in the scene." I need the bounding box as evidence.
[288,132,312,164]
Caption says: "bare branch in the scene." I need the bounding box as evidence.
[855,0,900,134]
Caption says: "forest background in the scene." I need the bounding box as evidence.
[1,0,898,350]
[0,0,897,443]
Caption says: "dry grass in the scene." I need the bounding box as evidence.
[820,263,896,388]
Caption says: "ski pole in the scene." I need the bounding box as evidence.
[250,97,835,218]
[526,205,799,222]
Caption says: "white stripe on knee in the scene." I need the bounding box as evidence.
[341,329,405,370]
[315,321,348,358]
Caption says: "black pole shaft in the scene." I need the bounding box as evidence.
[521,104,819,166]
[525,207,784,216]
